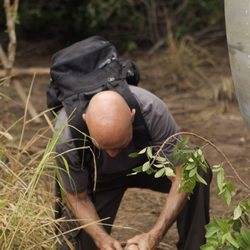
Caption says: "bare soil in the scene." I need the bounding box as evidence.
[1,40,249,249]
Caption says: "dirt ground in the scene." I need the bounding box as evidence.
[1,39,249,249]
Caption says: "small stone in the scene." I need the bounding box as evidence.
[239,137,246,143]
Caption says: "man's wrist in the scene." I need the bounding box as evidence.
[148,228,163,244]
[95,233,114,248]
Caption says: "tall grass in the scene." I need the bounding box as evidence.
[0,119,61,249]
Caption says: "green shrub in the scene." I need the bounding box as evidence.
[0,0,224,47]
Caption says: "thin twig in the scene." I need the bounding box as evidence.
[13,79,42,124]
[18,73,36,151]
[0,67,50,77]
[0,44,9,69]
[175,0,188,16]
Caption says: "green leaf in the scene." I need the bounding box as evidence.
[233,205,242,220]
[129,152,139,158]
[201,154,205,163]
[223,246,235,250]
[165,167,175,177]
[217,168,224,193]
[127,172,138,176]
[196,173,208,185]
[226,181,235,193]
[156,156,167,162]
[142,161,150,172]
[179,178,196,193]
[155,168,166,178]
[224,232,240,248]
[132,166,143,173]
[188,157,194,163]
[128,165,143,176]
[224,189,232,206]
[206,237,221,248]
[185,163,195,170]
[146,168,155,175]
[201,235,220,249]
[200,162,208,173]
[189,168,197,177]
[240,228,250,247]
[217,219,230,233]
[217,185,226,196]
[205,225,220,238]
[213,164,222,169]
[212,164,222,172]
[179,149,194,154]
[198,149,203,155]
[153,163,164,168]
[138,148,147,154]
[146,147,153,158]
[176,137,189,148]
[200,245,216,250]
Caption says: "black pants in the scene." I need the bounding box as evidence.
[58,167,212,250]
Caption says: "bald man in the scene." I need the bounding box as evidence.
[83,91,135,158]
[55,86,212,250]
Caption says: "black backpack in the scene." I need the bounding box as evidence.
[47,36,150,152]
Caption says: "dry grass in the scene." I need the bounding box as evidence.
[164,30,216,90]
[212,76,235,102]
[0,121,59,249]
[139,29,217,94]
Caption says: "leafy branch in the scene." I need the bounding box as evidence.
[201,201,250,250]
[148,131,249,191]
[129,131,250,249]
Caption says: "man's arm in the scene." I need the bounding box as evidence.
[66,191,123,250]
[126,165,188,250]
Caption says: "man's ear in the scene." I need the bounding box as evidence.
[82,113,86,121]
[131,109,136,123]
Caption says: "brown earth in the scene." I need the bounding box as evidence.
[1,40,249,249]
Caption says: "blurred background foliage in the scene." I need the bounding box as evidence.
[0,0,224,50]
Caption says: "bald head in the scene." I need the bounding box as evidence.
[83,91,135,156]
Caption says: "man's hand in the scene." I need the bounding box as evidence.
[125,244,139,250]
[97,234,123,250]
[126,232,158,250]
